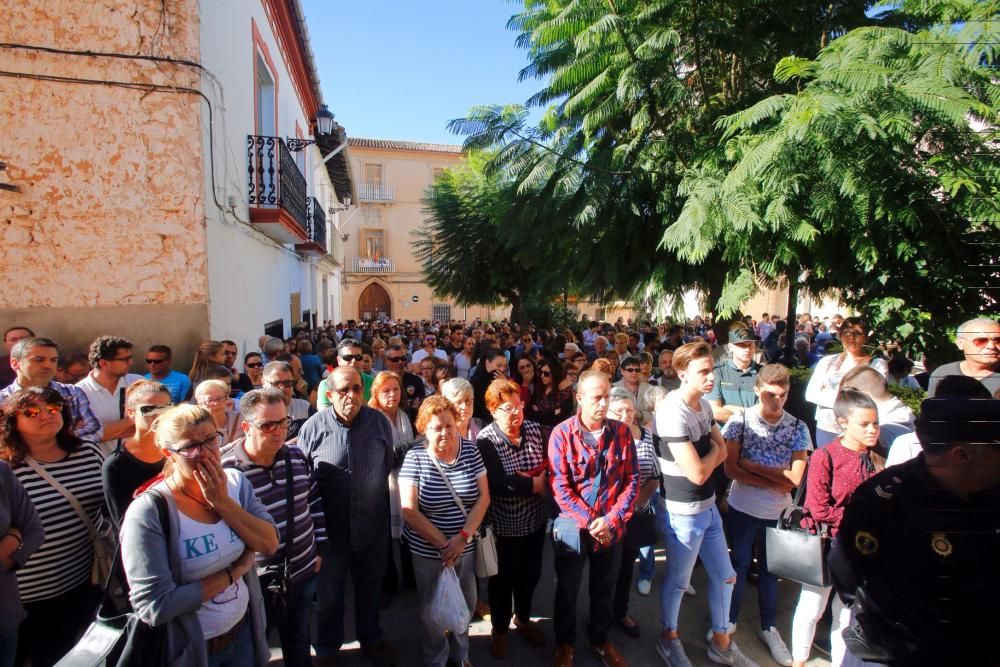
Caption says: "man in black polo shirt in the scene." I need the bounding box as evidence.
[707,323,762,425]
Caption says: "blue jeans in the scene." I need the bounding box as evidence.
[637,497,664,582]
[277,574,317,667]
[660,504,736,634]
[727,508,778,630]
[315,540,387,656]
[0,631,15,667]
[207,615,254,667]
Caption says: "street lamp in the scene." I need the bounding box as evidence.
[286,104,336,151]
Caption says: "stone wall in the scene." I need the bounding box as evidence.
[0,0,207,309]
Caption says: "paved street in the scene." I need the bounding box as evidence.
[269,541,832,667]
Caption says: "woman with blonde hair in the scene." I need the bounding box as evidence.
[194,380,242,444]
[120,404,279,666]
[189,341,226,387]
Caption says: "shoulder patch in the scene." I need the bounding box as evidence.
[855,530,879,556]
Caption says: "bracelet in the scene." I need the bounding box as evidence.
[2,532,22,550]
[458,529,471,540]
[225,567,234,586]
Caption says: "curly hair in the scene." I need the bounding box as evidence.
[0,387,82,465]
[87,335,133,369]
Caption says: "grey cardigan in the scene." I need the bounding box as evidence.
[120,472,275,666]
[0,461,44,638]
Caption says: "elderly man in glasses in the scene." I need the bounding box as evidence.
[611,358,655,425]
[222,387,327,667]
[928,316,1000,398]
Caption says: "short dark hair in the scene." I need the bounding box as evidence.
[337,338,361,354]
[263,361,293,379]
[220,340,237,347]
[88,336,133,369]
[239,387,286,422]
[934,375,991,399]
[148,344,172,358]
[11,337,59,362]
[58,351,89,370]
[0,387,82,465]
[3,326,34,340]
[756,363,790,388]
[244,352,262,364]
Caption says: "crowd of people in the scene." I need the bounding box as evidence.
[0,312,996,667]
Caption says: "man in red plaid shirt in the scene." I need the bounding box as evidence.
[548,370,639,667]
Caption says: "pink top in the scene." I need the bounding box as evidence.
[803,439,878,536]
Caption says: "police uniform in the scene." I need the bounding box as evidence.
[828,455,1000,665]
[706,358,761,419]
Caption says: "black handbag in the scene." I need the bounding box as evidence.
[842,584,919,663]
[55,492,171,667]
[763,448,832,588]
[625,506,657,548]
[259,447,295,628]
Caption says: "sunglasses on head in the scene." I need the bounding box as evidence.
[18,404,63,419]
[340,354,364,362]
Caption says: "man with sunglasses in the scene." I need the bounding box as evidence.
[383,344,425,419]
[299,367,397,667]
[142,344,192,403]
[409,331,447,372]
[221,388,327,667]
[76,335,144,455]
[928,316,1000,398]
[262,361,314,440]
[612,359,655,425]
[317,339,375,411]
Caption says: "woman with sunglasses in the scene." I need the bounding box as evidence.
[120,404,278,666]
[511,355,536,405]
[525,356,575,439]
[0,387,106,667]
[805,317,888,446]
[244,353,265,390]
[195,379,242,445]
[102,380,172,527]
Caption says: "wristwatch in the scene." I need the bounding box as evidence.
[459,529,474,544]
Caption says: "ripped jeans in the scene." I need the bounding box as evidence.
[660,504,736,634]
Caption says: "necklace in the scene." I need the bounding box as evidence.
[167,476,214,511]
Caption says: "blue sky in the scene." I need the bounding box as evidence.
[301,0,539,145]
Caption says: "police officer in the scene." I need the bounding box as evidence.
[828,397,1000,665]
[707,323,762,424]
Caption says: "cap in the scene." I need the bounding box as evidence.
[728,324,759,344]
[916,398,1000,444]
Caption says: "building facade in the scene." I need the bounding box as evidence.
[0,0,351,368]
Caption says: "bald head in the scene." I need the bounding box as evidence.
[327,366,364,422]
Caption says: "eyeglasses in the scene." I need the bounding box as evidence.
[386,356,406,363]
[840,330,866,338]
[333,384,363,396]
[267,380,296,389]
[145,358,167,365]
[18,404,63,418]
[496,403,523,415]
[968,336,1000,347]
[199,395,227,406]
[246,362,264,369]
[250,417,291,433]
[169,432,224,458]
[339,354,364,362]
[109,355,133,362]
[138,404,171,416]
[621,367,641,373]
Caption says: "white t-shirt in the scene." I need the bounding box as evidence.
[655,391,717,515]
[76,372,144,455]
[412,348,448,365]
[721,410,811,520]
[171,469,249,639]
[887,432,922,467]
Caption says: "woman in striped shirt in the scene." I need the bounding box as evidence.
[0,387,106,667]
[400,396,490,667]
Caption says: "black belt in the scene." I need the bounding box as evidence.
[206,610,249,656]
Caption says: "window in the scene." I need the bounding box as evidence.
[432,304,451,322]
[255,55,275,136]
[363,163,382,185]
[362,229,385,260]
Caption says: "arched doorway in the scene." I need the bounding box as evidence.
[358,282,392,321]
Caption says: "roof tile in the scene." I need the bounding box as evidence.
[348,137,464,154]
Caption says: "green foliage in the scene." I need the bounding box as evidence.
[887,383,926,416]
[521,295,581,330]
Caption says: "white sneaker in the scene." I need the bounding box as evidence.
[705,622,736,643]
[656,637,694,667]
[757,627,793,666]
[684,582,696,596]
[707,639,759,666]
[637,578,652,596]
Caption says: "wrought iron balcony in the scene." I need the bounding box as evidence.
[352,256,395,273]
[356,183,394,202]
[296,197,328,256]
[248,135,308,242]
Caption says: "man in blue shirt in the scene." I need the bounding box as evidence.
[142,344,192,403]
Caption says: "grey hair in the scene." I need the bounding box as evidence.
[608,387,636,407]
[957,317,998,339]
[239,387,287,422]
[441,377,473,402]
[262,337,284,356]
[644,385,669,413]
[262,360,293,379]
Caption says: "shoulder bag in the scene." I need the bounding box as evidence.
[551,446,606,555]
[763,447,833,588]
[426,450,498,577]
[624,428,657,548]
[258,447,295,628]
[55,492,171,667]
[25,455,116,586]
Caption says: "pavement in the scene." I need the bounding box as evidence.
[267,541,833,667]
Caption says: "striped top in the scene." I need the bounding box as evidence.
[476,420,547,537]
[399,440,486,560]
[221,440,327,584]
[12,442,106,602]
[656,391,717,515]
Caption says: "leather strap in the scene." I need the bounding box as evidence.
[24,456,100,543]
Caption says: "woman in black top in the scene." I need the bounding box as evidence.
[525,357,575,438]
[101,380,172,527]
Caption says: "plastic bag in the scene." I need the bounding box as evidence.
[427,565,470,635]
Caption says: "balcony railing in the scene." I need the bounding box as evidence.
[295,197,328,255]
[352,257,395,273]
[356,183,394,202]
[248,135,308,234]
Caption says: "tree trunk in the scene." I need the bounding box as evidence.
[508,291,524,325]
[781,276,799,367]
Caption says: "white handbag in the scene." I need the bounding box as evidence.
[427,452,499,577]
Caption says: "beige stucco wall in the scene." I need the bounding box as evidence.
[0,0,207,311]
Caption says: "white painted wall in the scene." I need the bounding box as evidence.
[197,0,341,343]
